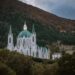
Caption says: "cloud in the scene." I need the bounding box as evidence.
[19,0,75,20]
[19,0,36,6]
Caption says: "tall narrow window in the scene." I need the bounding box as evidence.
[33,36,34,42]
[9,38,11,43]
[30,47,31,56]
[33,52,34,57]
[27,50,28,55]
[23,40,25,47]
[36,51,38,57]
[18,40,20,47]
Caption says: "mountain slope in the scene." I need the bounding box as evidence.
[0,0,75,48]
[0,0,75,31]
[16,1,75,31]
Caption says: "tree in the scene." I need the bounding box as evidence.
[31,62,45,75]
[58,53,75,75]
[44,63,59,75]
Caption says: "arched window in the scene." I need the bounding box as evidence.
[9,38,11,43]
[27,50,28,55]
[18,40,20,47]
[23,39,25,47]
[30,47,31,56]
[33,36,34,42]
[36,51,38,57]
[33,52,34,57]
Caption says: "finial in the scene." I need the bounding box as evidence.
[23,22,27,30]
[9,25,12,34]
[32,24,35,33]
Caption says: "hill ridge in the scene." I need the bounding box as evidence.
[0,0,75,31]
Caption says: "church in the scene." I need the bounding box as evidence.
[7,23,50,59]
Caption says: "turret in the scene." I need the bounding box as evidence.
[32,24,35,34]
[7,26,14,51]
[32,24,36,44]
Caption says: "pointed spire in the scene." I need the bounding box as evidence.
[32,24,35,33]
[9,25,12,34]
[23,21,27,30]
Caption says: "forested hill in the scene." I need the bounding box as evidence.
[0,49,75,75]
[0,0,75,48]
[1,0,75,31]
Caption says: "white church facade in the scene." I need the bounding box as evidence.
[7,23,50,59]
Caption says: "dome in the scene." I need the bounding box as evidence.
[18,30,32,38]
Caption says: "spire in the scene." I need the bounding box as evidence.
[32,24,35,33]
[23,22,27,30]
[9,25,12,34]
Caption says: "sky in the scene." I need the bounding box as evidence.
[19,0,75,20]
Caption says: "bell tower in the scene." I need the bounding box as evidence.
[7,26,14,50]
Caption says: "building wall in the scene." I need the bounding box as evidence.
[7,25,50,59]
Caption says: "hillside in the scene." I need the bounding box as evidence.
[0,49,58,75]
[15,1,75,31]
[0,0,75,31]
[0,49,75,75]
[0,0,75,48]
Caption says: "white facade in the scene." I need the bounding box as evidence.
[7,26,14,51]
[7,23,50,59]
[52,53,62,60]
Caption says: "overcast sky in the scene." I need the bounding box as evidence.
[19,0,75,20]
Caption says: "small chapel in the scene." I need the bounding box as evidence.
[7,23,50,59]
